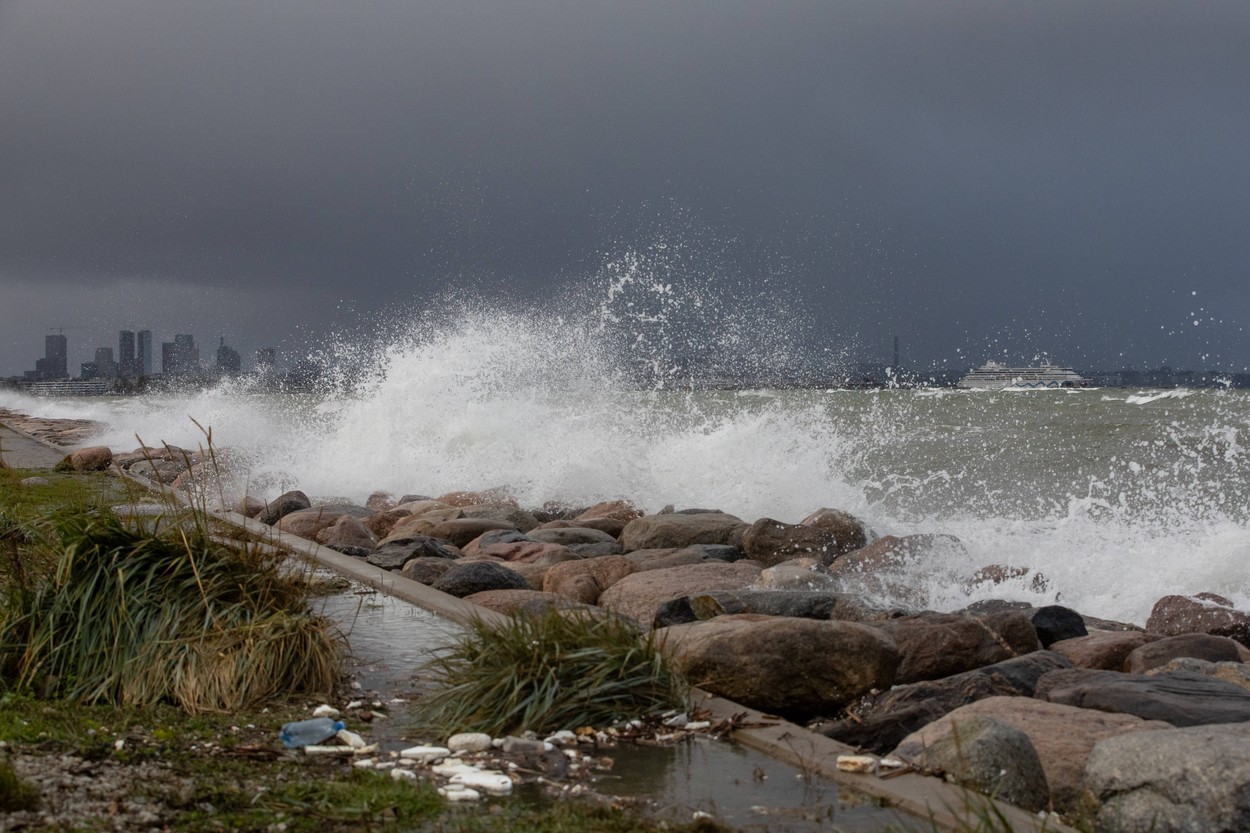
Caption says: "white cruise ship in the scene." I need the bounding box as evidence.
[957,361,1091,390]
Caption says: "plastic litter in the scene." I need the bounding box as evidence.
[279,717,345,749]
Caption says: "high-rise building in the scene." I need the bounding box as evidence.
[119,330,136,378]
[216,337,241,375]
[137,330,153,376]
[162,342,178,376]
[256,347,277,372]
[94,347,117,379]
[35,334,69,380]
[175,334,197,373]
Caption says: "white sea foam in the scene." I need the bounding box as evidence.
[4,266,1248,625]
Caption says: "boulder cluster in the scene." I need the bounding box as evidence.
[83,443,1250,830]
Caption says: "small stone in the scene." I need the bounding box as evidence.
[447,732,493,753]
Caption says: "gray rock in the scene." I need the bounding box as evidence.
[598,561,762,626]
[875,611,1043,684]
[897,716,1050,812]
[565,541,623,557]
[400,557,456,585]
[1037,668,1250,726]
[658,614,899,720]
[685,590,848,620]
[432,561,529,597]
[1030,605,1087,647]
[1147,593,1250,648]
[740,518,854,567]
[376,535,464,562]
[619,512,748,551]
[1084,721,1250,833]
[1123,632,1244,673]
[822,651,1072,754]
[528,527,618,547]
[256,490,312,526]
[894,696,1169,813]
[275,504,374,541]
[426,518,520,548]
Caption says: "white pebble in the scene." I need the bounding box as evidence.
[447,732,493,753]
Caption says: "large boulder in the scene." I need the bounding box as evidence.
[598,561,762,627]
[625,546,742,571]
[822,651,1071,754]
[1123,633,1245,674]
[1147,593,1250,648]
[798,507,869,551]
[432,562,529,597]
[374,535,463,562]
[894,696,1170,812]
[276,504,373,541]
[255,490,312,526]
[682,590,852,621]
[543,556,637,605]
[575,500,644,522]
[400,557,456,585]
[895,716,1050,813]
[1037,668,1250,726]
[659,614,899,719]
[316,514,378,555]
[463,589,582,615]
[459,504,541,532]
[527,527,619,547]
[1084,721,1250,833]
[829,533,964,577]
[1049,629,1160,670]
[60,445,113,472]
[436,488,516,508]
[536,517,628,537]
[875,611,1042,684]
[753,559,841,592]
[425,518,520,548]
[381,507,465,542]
[619,512,748,551]
[1030,605,1088,647]
[740,518,854,567]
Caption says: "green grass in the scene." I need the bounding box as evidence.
[418,608,688,738]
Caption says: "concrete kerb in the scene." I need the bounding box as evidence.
[106,465,1071,833]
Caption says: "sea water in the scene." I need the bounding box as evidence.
[2,252,1246,626]
[5,366,1246,627]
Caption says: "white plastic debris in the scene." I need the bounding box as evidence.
[302,745,354,757]
[684,721,711,731]
[431,762,479,778]
[312,704,341,718]
[390,768,418,781]
[663,714,690,728]
[836,754,878,774]
[400,745,450,764]
[439,787,481,802]
[353,758,375,769]
[449,771,513,796]
[336,729,367,749]
[543,730,577,746]
[345,700,364,710]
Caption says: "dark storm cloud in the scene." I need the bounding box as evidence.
[3,0,1250,375]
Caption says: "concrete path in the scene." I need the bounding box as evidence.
[0,423,67,469]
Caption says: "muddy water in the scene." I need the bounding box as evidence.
[312,581,911,832]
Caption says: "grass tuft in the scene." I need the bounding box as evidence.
[0,507,340,712]
[417,608,687,737]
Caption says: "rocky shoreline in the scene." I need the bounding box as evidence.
[13,419,1250,831]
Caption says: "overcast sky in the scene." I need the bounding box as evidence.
[3,0,1249,377]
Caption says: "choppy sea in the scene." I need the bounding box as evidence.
[6,342,1246,629]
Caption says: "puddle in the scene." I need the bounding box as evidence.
[312,579,912,832]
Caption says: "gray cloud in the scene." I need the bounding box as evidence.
[3,0,1249,376]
